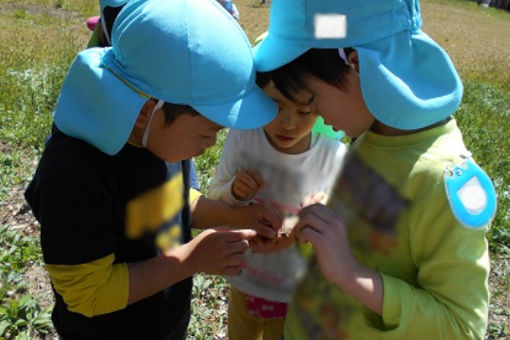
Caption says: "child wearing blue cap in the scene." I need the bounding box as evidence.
[24,0,281,339]
[87,0,240,47]
[208,70,347,340]
[254,0,496,339]
[85,0,242,200]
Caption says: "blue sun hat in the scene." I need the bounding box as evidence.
[254,0,463,130]
[53,0,277,155]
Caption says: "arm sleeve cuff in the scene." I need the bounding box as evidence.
[189,188,202,205]
[46,254,129,317]
[381,272,404,329]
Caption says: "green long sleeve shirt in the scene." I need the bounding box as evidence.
[285,119,490,340]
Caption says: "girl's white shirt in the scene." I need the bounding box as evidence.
[209,127,347,302]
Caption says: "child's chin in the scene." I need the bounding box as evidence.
[193,149,205,157]
[275,140,296,149]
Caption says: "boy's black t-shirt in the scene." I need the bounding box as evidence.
[25,128,192,340]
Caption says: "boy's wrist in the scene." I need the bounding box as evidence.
[163,242,197,277]
[325,253,372,289]
[328,254,359,288]
[330,259,383,315]
[225,204,245,227]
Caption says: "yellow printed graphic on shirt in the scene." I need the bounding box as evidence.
[156,224,182,251]
[126,174,184,239]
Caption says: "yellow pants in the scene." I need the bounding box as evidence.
[227,287,285,340]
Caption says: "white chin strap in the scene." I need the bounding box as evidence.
[100,14,111,45]
[142,100,165,148]
[338,48,355,70]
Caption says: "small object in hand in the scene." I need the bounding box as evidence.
[278,215,299,239]
[278,231,289,238]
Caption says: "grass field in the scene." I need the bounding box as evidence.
[0,0,509,338]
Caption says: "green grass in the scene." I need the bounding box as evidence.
[0,0,509,338]
[0,0,93,201]
[456,80,510,253]
[0,226,52,339]
[422,0,510,92]
[188,274,230,339]
[194,130,228,195]
[0,294,52,340]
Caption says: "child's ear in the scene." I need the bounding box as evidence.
[134,99,157,128]
[348,50,359,72]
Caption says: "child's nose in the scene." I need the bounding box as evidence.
[279,111,296,130]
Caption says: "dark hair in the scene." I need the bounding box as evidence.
[102,6,124,40]
[343,47,355,59]
[160,101,199,125]
[256,48,352,102]
[95,5,126,47]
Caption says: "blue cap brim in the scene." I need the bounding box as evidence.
[193,84,278,129]
[253,34,309,72]
[356,30,463,130]
[54,48,146,155]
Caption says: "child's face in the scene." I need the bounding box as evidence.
[262,80,318,154]
[305,70,375,138]
[147,109,224,162]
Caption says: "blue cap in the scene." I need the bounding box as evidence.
[54,0,277,155]
[254,0,463,130]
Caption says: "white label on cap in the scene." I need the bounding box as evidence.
[314,14,347,39]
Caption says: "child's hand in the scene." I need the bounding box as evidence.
[185,228,256,276]
[250,234,292,253]
[295,204,357,286]
[301,192,328,207]
[249,215,299,253]
[232,170,264,201]
[295,204,384,315]
[230,202,283,240]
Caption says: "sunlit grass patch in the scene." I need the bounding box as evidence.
[422,0,510,91]
[456,80,510,253]
[0,1,93,200]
